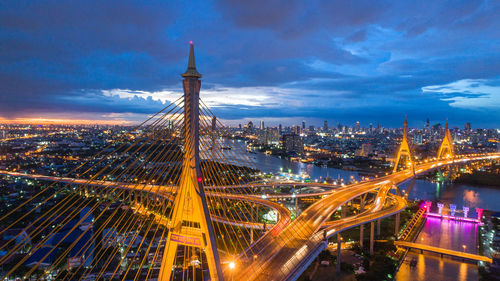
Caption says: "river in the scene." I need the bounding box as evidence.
[399,179,500,212]
[217,139,362,182]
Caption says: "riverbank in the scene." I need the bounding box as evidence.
[454,171,500,187]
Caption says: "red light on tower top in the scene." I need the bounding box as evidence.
[190,40,193,45]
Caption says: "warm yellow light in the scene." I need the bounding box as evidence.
[229,261,236,270]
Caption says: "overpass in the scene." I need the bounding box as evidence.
[230,154,500,281]
[395,240,492,263]
[1,150,497,281]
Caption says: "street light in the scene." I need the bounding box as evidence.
[229,261,236,281]
[462,245,466,252]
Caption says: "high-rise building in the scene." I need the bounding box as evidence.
[260,120,265,130]
[369,123,373,134]
[246,121,254,134]
[167,120,174,130]
[323,120,328,131]
[278,124,282,134]
[302,120,306,130]
[258,128,280,145]
[355,121,360,132]
[415,133,423,145]
[426,118,430,131]
[465,123,471,132]
[360,143,373,157]
[283,134,304,154]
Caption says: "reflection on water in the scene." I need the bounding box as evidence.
[396,252,478,281]
[417,217,477,253]
[216,139,361,182]
[399,179,500,212]
[396,218,479,281]
[462,189,480,209]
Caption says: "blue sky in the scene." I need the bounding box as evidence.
[0,0,499,128]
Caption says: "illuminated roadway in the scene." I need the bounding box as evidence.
[231,153,499,281]
[0,153,498,281]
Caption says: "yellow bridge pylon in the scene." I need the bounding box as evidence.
[437,119,455,159]
[393,116,413,173]
[159,43,224,281]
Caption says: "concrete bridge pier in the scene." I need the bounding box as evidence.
[359,196,365,247]
[250,205,254,243]
[337,233,341,273]
[129,191,134,205]
[370,221,375,255]
[138,191,143,205]
[360,225,364,248]
[395,212,400,237]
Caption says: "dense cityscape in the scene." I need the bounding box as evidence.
[1,117,500,280]
[1,121,498,176]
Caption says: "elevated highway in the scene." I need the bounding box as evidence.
[1,153,498,281]
[231,154,499,281]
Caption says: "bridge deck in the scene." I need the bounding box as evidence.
[395,241,492,263]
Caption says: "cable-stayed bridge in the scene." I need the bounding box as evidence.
[0,44,498,281]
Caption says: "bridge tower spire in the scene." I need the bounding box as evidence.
[393,115,413,173]
[437,119,454,159]
[159,43,224,281]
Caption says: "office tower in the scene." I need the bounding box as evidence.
[465,123,471,133]
[283,134,304,154]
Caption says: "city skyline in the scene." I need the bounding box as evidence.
[1,23,499,281]
[1,1,499,127]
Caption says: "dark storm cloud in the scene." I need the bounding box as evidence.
[0,0,499,126]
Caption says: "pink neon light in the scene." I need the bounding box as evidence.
[425,212,481,223]
[190,41,193,45]
[476,208,483,220]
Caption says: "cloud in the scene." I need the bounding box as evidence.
[422,78,500,109]
[0,0,499,127]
